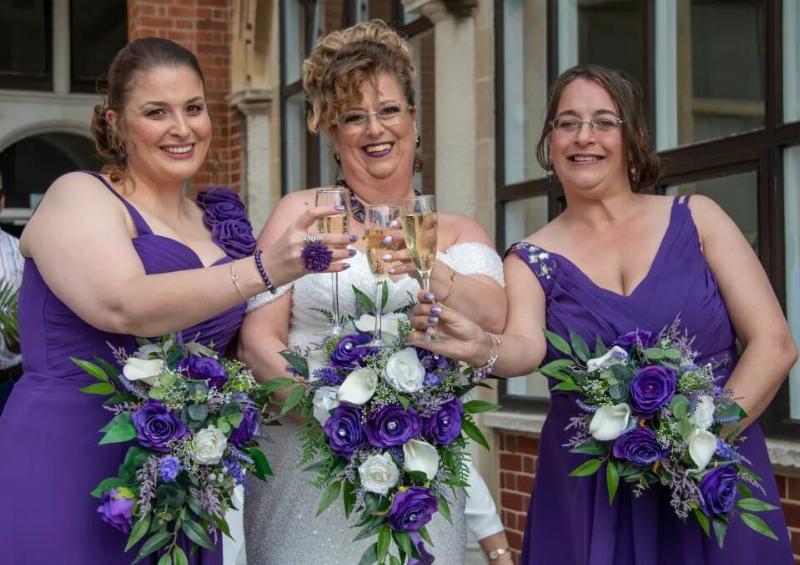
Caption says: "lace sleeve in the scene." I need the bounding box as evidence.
[245,283,293,314]
[439,242,505,286]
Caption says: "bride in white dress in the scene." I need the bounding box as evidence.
[232,21,512,565]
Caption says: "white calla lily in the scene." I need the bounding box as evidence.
[312,386,340,424]
[586,346,629,373]
[337,368,378,405]
[589,403,631,441]
[403,439,440,480]
[688,428,717,472]
[354,313,401,337]
[122,357,164,386]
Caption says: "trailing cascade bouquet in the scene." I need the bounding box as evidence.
[539,322,780,547]
[74,335,292,563]
[280,285,496,565]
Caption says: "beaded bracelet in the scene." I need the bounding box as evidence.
[254,249,277,294]
[471,331,502,381]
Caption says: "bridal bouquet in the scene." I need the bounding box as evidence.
[542,322,779,547]
[280,286,495,564]
[75,335,291,563]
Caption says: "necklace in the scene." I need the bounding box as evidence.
[334,178,421,223]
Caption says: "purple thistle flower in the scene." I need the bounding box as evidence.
[301,240,333,272]
[316,367,345,386]
[159,455,181,483]
[224,458,247,486]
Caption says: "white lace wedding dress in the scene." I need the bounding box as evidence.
[235,243,504,565]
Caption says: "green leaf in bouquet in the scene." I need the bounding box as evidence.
[247,446,273,480]
[418,526,433,545]
[279,386,305,418]
[156,484,185,508]
[463,400,499,414]
[393,531,415,559]
[716,401,747,424]
[317,480,342,516]
[461,418,490,450]
[381,279,389,309]
[173,546,189,565]
[397,394,411,411]
[644,348,666,361]
[132,529,171,563]
[407,470,429,484]
[99,412,137,445]
[740,512,779,540]
[257,376,295,395]
[676,418,694,439]
[737,482,753,499]
[158,552,172,565]
[104,392,131,407]
[280,351,309,379]
[125,513,152,551]
[80,381,116,395]
[187,404,208,422]
[736,498,779,512]
[358,542,379,565]
[353,515,385,540]
[712,517,728,549]
[569,442,608,456]
[608,383,626,402]
[543,329,572,356]
[606,461,620,504]
[538,359,574,379]
[377,525,392,563]
[663,348,682,360]
[119,446,149,481]
[342,479,357,519]
[693,507,711,537]
[90,476,126,498]
[216,418,231,434]
[670,395,690,419]
[389,556,401,565]
[352,285,376,313]
[552,380,581,392]
[569,459,603,477]
[210,512,233,539]
[594,336,608,358]
[570,331,590,363]
[437,495,452,524]
[71,357,110,382]
[181,519,216,550]
[187,495,213,523]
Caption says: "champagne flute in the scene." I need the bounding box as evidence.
[364,204,399,348]
[315,187,351,336]
[400,194,443,341]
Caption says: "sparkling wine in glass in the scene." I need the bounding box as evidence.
[315,187,351,336]
[400,194,442,341]
[364,204,399,348]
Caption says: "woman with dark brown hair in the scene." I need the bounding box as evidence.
[406,64,796,564]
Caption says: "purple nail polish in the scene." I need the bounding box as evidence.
[341,263,351,270]
[382,235,393,245]
[348,248,357,257]
[349,234,359,242]
[423,292,435,301]
[427,316,439,324]
[389,220,399,228]
[430,306,442,315]
[381,254,392,261]
[388,268,395,274]
[334,205,345,212]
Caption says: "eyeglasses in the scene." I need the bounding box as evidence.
[335,103,415,133]
[551,115,624,134]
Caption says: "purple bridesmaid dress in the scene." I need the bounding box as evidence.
[508,196,793,564]
[0,172,248,564]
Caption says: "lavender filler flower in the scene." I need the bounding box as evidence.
[159,455,181,483]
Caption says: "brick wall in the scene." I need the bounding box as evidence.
[127,0,241,192]
[497,431,800,564]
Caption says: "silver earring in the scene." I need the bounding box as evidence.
[546,166,554,184]
[629,165,637,180]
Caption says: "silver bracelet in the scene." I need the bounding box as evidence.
[471,332,501,381]
[488,547,511,561]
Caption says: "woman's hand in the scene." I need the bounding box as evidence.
[406,290,492,366]
[261,205,356,287]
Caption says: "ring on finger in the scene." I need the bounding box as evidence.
[303,233,322,244]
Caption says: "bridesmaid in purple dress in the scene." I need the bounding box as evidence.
[0,38,352,564]
[407,65,796,564]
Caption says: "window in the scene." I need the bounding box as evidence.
[69,0,127,93]
[0,0,51,90]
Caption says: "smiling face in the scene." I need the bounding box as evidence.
[548,77,629,196]
[108,64,211,185]
[331,72,417,187]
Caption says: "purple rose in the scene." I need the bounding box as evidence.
[613,330,656,351]
[424,398,463,446]
[387,487,438,532]
[324,404,367,458]
[159,455,181,483]
[629,365,677,417]
[330,333,372,370]
[132,399,189,452]
[699,465,738,515]
[211,219,256,259]
[229,404,261,446]
[365,404,423,448]
[179,355,228,389]
[613,427,664,466]
[97,489,134,533]
[416,348,450,372]
[410,532,435,565]
[197,188,247,222]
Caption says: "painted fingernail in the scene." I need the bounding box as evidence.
[430,306,442,315]
[424,292,435,301]
[389,220,399,228]
[341,263,351,270]
[382,235,393,245]
[388,268,396,274]
[349,234,359,242]
[348,248,357,257]
[427,316,439,325]
[334,205,345,212]
[381,254,393,261]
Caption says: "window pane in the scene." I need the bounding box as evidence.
[284,0,307,85]
[784,0,800,123]
[665,170,758,253]
[784,146,800,418]
[503,0,547,184]
[0,0,50,89]
[503,195,550,399]
[284,91,307,192]
[70,0,127,93]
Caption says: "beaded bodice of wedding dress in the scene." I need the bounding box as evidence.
[241,243,504,565]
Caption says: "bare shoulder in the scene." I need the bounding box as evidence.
[25,172,123,229]
[685,194,731,243]
[437,212,492,246]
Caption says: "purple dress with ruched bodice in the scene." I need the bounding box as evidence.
[509,196,792,564]
[0,172,249,564]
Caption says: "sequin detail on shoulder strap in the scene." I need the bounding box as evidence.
[506,241,557,280]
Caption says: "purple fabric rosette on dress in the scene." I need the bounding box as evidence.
[0,172,251,564]
[507,196,792,565]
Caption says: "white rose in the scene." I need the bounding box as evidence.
[589,403,631,441]
[358,452,400,495]
[403,439,440,480]
[122,357,164,386]
[313,386,340,424]
[586,346,629,373]
[688,428,717,472]
[192,426,228,465]
[354,313,402,337]
[337,368,378,405]
[690,395,715,431]
[307,349,328,380]
[385,348,426,393]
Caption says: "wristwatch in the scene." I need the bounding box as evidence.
[488,547,511,561]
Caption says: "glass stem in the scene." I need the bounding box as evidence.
[331,272,341,327]
[374,278,384,342]
[422,272,435,341]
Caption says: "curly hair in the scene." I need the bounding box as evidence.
[536,64,662,193]
[302,20,416,133]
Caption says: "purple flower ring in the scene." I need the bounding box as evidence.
[302,234,333,273]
